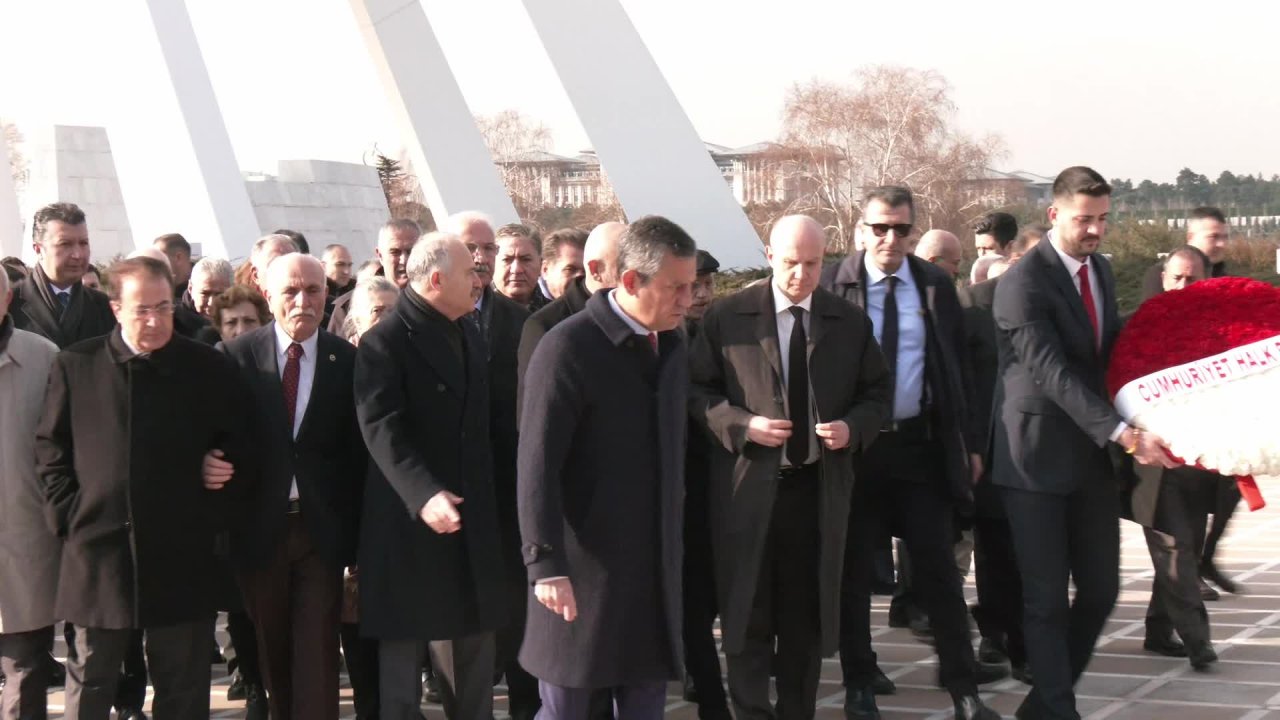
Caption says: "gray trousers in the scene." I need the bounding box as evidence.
[379,631,495,720]
[0,625,54,720]
[63,617,214,720]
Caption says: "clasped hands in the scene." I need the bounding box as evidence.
[746,415,850,450]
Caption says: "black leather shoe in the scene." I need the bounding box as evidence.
[974,662,1009,685]
[425,672,442,703]
[1143,634,1188,657]
[245,684,269,720]
[1188,643,1219,671]
[887,605,910,628]
[682,674,698,702]
[953,693,1000,720]
[46,654,66,688]
[909,615,935,645]
[115,710,148,720]
[1201,562,1240,595]
[977,636,1008,665]
[1011,662,1033,685]
[844,686,881,720]
[1199,577,1221,601]
[870,666,896,695]
[226,670,247,701]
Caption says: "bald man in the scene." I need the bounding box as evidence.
[206,253,366,720]
[914,230,963,281]
[691,215,892,720]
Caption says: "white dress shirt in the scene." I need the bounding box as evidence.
[863,255,926,420]
[607,289,652,338]
[275,323,319,501]
[771,283,819,465]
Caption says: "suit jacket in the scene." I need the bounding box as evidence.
[35,329,254,629]
[990,238,1122,495]
[220,324,366,570]
[960,277,1004,517]
[10,265,116,349]
[518,291,689,687]
[820,252,979,510]
[516,276,591,417]
[355,289,506,640]
[688,283,892,657]
[0,323,62,634]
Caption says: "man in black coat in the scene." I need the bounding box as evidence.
[519,216,697,720]
[356,232,507,720]
[958,272,1029,683]
[35,256,254,720]
[10,203,115,349]
[821,187,999,720]
[693,216,892,720]
[991,167,1178,720]
[204,254,366,720]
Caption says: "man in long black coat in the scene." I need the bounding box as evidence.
[10,203,115,349]
[356,232,506,720]
[518,216,697,720]
[35,256,253,720]
[691,216,891,720]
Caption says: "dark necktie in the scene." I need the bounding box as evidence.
[55,290,71,318]
[881,276,900,403]
[647,332,658,355]
[1077,264,1099,349]
[786,306,809,466]
[282,342,303,431]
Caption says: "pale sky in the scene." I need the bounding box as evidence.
[2,0,1278,184]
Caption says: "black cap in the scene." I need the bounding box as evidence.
[696,249,720,275]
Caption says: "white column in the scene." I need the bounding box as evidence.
[521,0,763,269]
[347,0,518,224]
[0,138,22,258]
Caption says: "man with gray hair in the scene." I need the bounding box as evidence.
[327,219,421,334]
[519,216,698,720]
[187,257,234,319]
[0,267,62,718]
[249,233,300,295]
[355,232,506,720]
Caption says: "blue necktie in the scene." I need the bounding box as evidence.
[55,291,71,317]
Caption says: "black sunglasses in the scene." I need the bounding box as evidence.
[865,223,913,238]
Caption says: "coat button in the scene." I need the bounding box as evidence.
[124,521,132,530]
[437,383,446,392]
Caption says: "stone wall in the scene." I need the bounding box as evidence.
[244,160,389,262]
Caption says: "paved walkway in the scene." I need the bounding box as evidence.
[43,478,1280,719]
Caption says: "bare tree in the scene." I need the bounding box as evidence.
[776,65,1002,251]
[3,120,27,193]
[476,109,555,212]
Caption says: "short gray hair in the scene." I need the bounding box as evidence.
[617,215,697,280]
[251,233,299,268]
[378,219,422,243]
[345,275,399,337]
[406,232,459,282]
[440,211,494,236]
[191,256,234,286]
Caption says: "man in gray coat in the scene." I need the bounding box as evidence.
[0,268,62,718]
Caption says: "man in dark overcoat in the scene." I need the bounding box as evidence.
[35,256,253,720]
[356,232,507,720]
[518,216,697,720]
[690,215,892,720]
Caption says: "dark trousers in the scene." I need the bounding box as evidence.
[1002,474,1120,720]
[226,611,264,687]
[341,622,381,720]
[682,494,729,720]
[63,618,213,720]
[971,515,1027,667]
[380,632,495,720]
[840,434,977,695]
[1202,478,1240,563]
[496,579,541,720]
[62,624,147,712]
[726,464,821,720]
[1144,471,1213,648]
[536,681,666,720]
[1,625,54,719]
[238,513,343,720]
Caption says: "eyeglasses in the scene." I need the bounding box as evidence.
[123,303,175,319]
[865,223,914,238]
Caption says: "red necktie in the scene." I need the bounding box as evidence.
[647,332,658,354]
[282,342,303,430]
[1077,264,1099,348]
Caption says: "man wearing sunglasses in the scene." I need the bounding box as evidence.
[821,186,999,720]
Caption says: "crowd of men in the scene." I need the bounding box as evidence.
[0,164,1247,720]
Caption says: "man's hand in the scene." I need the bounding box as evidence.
[747,416,792,447]
[419,491,464,534]
[203,449,234,490]
[534,577,578,622]
[1133,430,1180,469]
[815,421,851,450]
[969,453,985,486]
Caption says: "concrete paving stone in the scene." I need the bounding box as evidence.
[1087,652,1188,674]
[1145,679,1280,705]
[1099,701,1254,719]
[1075,672,1155,698]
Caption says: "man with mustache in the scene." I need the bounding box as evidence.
[494,224,545,310]
[205,253,366,720]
